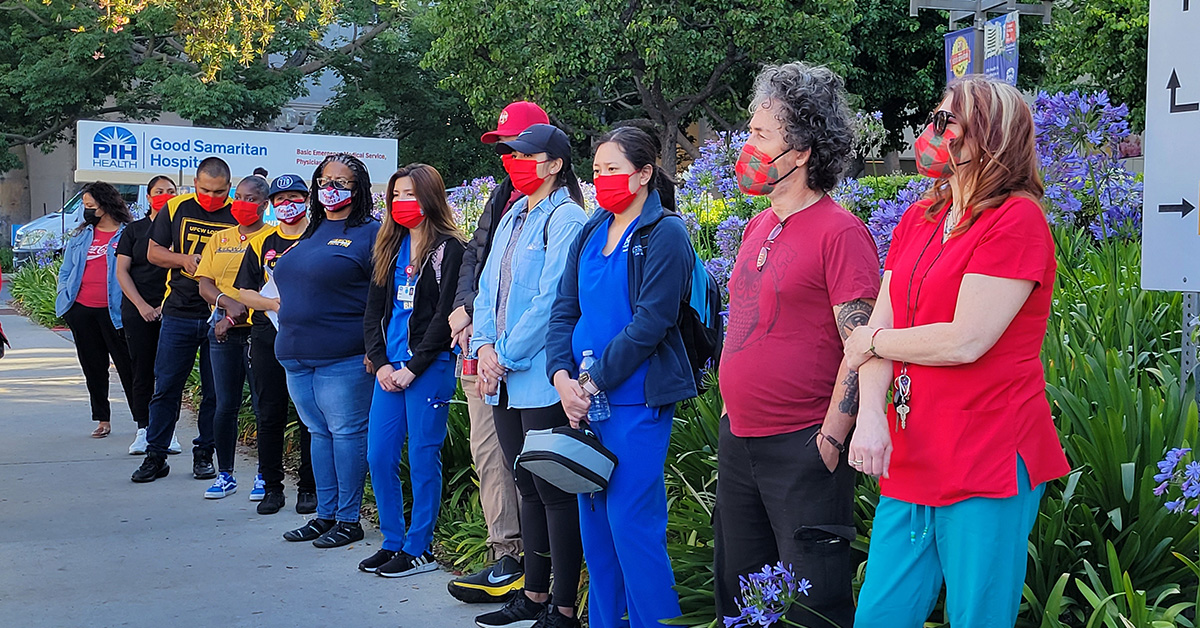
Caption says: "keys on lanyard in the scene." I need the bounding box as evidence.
[397,265,416,309]
[893,368,912,430]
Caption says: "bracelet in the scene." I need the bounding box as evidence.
[818,431,845,453]
[869,328,884,359]
[224,315,237,327]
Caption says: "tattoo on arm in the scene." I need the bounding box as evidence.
[834,299,873,416]
[836,299,874,340]
[838,370,860,415]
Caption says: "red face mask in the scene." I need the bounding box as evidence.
[230,200,262,226]
[734,143,797,196]
[503,155,548,196]
[594,173,641,214]
[390,199,426,229]
[149,193,175,212]
[196,191,229,213]
[913,125,963,179]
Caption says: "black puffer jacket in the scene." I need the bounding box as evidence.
[453,176,518,316]
[365,232,466,376]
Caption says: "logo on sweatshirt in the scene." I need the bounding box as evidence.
[327,238,352,248]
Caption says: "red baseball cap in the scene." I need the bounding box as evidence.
[481,101,549,144]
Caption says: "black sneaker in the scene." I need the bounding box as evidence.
[131,455,170,483]
[474,590,547,628]
[256,491,286,515]
[313,521,364,548]
[450,555,525,603]
[192,453,216,480]
[283,518,335,542]
[296,491,317,515]
[358,549,396,573]
[378,551,438,578]
[531,606,579,628]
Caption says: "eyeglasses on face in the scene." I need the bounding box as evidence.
[317,177,356,190]
[926,110,957,136]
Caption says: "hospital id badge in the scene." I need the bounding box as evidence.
[397,284,416,309]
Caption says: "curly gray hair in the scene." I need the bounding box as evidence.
[750,62,853,192]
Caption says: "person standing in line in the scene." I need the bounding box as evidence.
[358,164,465,577]
[235,174,318,516]
[131,157,237,483]
[471,124,588,628]
[194,174,272,499]
[547,126,697,627]
[56,182,137,439]
[446,101,547,602]
[274,154,379,549]
[845,76,1069,628]
[117,176,184,456]
[713,63,881,628]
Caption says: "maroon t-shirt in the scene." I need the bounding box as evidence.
[719,196,881,438]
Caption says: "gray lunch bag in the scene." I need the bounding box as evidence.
[517,424,618,494]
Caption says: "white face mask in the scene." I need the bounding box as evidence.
[273,199,307,223]
[318,187,352,210]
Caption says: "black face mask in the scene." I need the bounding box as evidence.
[83,208,101,225]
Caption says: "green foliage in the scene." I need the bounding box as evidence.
[1037,0,1149,129]
[0,247,13,271]
[9,258,62,328]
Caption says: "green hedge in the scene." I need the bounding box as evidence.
[9,259,62,327]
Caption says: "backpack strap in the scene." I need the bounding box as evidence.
[541,193,576,250]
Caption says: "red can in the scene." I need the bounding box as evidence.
[462,358,478,376]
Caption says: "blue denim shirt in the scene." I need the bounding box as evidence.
[471,187,586,409]
[56,224,126,328]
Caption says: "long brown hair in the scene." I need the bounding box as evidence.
[924,76,1045,234]
[372,164,465,287]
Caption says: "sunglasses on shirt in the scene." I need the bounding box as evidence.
[756,222,784,272]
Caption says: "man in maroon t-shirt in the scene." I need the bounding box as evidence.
[715,63,880,628]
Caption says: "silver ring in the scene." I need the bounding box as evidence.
[852,459,864,465]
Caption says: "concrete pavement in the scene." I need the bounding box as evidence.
[0,282,489,627]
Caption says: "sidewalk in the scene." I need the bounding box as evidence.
[0,288,488,627]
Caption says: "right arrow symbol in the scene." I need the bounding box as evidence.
[1159,199,1196,217]
[1169,70,1200,113]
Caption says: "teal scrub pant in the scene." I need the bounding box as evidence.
[581,404,681,627]
[855,458,1044,628]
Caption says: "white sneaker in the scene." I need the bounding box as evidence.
[129,428,148,455]
[168,432,183,455]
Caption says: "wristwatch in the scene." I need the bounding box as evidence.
[578,372,600,396]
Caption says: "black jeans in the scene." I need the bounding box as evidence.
[209,326,252,474]
[492,385,582,609]
[251,325,314,494]
[121,301,159,429]
[713,420,856,628]
[63,303,135,423]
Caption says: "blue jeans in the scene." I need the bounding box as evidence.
[146,316,215,458]
[209,326,251,474]
[855,458,1045,628]
[367,355,456,554]
[281,355,374,523]
[582,404,680,628]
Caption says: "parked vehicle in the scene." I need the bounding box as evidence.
[12,184,146,266]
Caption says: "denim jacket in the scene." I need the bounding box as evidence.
[56,224,126,328]
[471,186,587,409]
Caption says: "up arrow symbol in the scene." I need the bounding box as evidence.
[1169,70,1200,113]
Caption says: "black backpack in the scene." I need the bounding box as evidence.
[636,215,724,386]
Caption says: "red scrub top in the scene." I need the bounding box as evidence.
[880,195,1070,506]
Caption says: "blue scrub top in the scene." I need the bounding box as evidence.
[386,234,414,366]
[572,215,648,406]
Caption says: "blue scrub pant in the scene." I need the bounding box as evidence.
[367,355,456,555]
[855,458,1045,628]
[581,404,681,628]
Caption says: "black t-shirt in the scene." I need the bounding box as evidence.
[151,193,236,319]
[115,216,169,308]
[234,226,301,329]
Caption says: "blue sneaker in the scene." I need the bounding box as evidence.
[249,474,266,501]
[204,472,237,499]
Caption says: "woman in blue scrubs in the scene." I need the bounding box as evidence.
[361,164,465,578]
[547,126,698,627]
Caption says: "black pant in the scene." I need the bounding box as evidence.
[121,301,159,429]
[493,385,582,609]
[251,325,315,494]
[713,420,856,628]
[63,303,136,423]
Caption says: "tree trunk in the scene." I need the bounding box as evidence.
[658,117,679,175]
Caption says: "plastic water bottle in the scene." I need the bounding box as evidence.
[581,350,610,423]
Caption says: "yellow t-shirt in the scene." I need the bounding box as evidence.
[196,224,266,326]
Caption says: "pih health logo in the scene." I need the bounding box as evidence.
[92,126,138,169]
